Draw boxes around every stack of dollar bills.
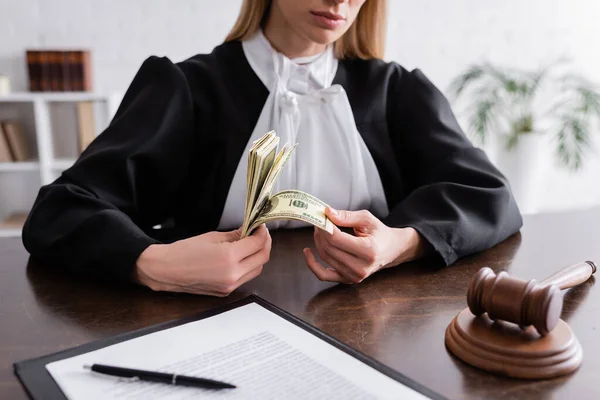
[241,130,334,237]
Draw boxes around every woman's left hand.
[303,207,430,284]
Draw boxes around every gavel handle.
[539,261,597,290]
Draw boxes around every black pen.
[83,364,236,390]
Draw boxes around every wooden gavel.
[467,261,597,336]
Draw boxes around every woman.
[22,0,522,296]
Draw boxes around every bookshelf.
[0,92,121,237]
[0,92,113,103]
[0,161,39,172]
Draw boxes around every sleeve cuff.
[67,210,161,282]
[383,213,458,266]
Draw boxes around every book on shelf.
[0,123,13,162]
[76,101,96,152]
[0,212,28,229]
[26,50,92,92]
[0,120,31,162]
[0,74,10,96]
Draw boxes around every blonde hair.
[225,0,387,60]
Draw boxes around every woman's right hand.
[133,225,271,296]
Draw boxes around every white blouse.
[217,30,388,231]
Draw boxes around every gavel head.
[467,267,564,336]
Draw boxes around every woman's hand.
[134,225,271,296]
[304,208,429,284]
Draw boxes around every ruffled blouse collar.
[242,29,338,95]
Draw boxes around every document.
[46,302,430,399]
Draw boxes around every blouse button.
[320,97,327,104]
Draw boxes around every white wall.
[385,0,600,214]
[1,0,599,213]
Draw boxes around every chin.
[304,29,343,47]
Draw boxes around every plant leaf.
[555,116,591,170]
[467,96,499,143]
[505,133,520,151]
[482,63,527,96]
[448,65,486,100]
[450,61,600,170]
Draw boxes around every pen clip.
[117,376,141,383]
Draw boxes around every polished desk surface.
[1,208,599,400]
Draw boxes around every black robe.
[21,40,523,282]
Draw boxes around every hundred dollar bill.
[241,131,279,236]
[244,143,297,233]
[248,190,334,234]
[240,130,334,238]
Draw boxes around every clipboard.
[14,294,446,400]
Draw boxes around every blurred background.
[0,0,599,236]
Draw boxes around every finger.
[205,228,242,243]
[217,255,267,297]
[239,243,271,272]
[149,282,224,297]
[314,233,357,282]
[178,260,265,297]
[234,263,264,288]
[315,226,374,262]
[220,227,242,242]
[198,231,228,243]
[230,228,271,278]
[326,208,375,231]
[321,242,369,283]
[303,248,350,283]
[174,286,223,297]
[229,224,270,260]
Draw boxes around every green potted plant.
[448,61,600,213]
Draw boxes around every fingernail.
[328,207,338,216]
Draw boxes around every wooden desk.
[1,208,599,399]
